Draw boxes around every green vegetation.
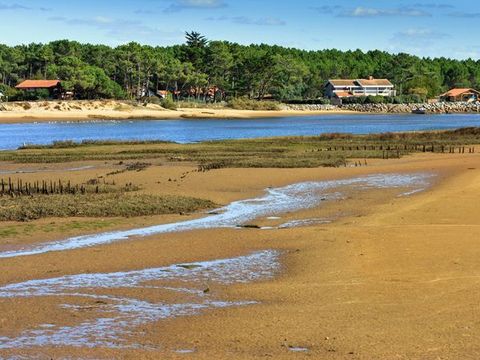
[1,32,479,101]
[0,175,214,222]
[341,94,425,105]
[2,128,479,168]
[160,98,177,110]
[227,98,281,110]
[0,193,215,222]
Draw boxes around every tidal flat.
[1,131,480,358]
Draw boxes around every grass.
[1,128,480,169]
[0,193,215,222]
[176,100,227,109]
[227,98,281,111]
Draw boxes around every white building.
[325,77,396,103]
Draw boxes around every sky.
[0,0,479,60]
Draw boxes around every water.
[0,250,280,349]
[0,173,433,259]
[1,114,480,150]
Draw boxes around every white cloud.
[165,0,226,13]
[0,2,50,11]
[207,16,286,26]
[389,28,449,57]
[448,11,480,18]
[341,6,430,17]
[393,28,447,41]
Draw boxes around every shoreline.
[0,106,360,124]
[1,107,478,125]
[1,100,479,124]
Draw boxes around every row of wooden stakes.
[0,178,88,196]
[319,144,476,153]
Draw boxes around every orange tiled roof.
[335,91,353,98]
[357,79,393,87]
[329,78,393,87]
[16,80,61,89]
[441,88,480,97]
[329,80,357,87]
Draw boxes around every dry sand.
[0,152,480,359]
[0,100,357,124]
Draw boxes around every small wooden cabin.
[15,80,62,99]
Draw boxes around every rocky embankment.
[286,102,480,114]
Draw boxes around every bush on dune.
[161,98,177,110]
[227,98,281,111]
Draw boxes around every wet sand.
[1,152,480,358]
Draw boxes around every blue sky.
[0,0,479,59]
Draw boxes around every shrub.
[176,100,227,109]
[0,84,21,101]
[342,95,425,105]
[391,94,424,104]
[144,96,161,105]
[20,89,51,101]
[365,95,387,104]
[342,96,366,105]
[161,98,177,110]
[284,98,331,105]
[227,97,281,111]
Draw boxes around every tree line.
[0,32,479,102]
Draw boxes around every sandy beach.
[0,149,480,358]
[0,100,358,124]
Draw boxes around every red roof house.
[16,80,62,90]
[440,88,480,102]
[325,77,396,101]
[15,80,63,99]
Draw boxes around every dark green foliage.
[342,94,427,104]
[0,36,479,102]
[285,99,331,105]
[0,83,20,100]
[145,96,161,105]
[161,98,177,110]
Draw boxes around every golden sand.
[0,152,479,358]
[0,100,357,123]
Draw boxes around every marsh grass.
[0,178,139,197]
[0,193,215,222]
[3,128,480,168]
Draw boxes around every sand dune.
[0,100,355,123]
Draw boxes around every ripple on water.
[0,250,280,349]
[0,173,434,259]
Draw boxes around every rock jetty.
[286,102,480,114]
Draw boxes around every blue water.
[1,113,480,150]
